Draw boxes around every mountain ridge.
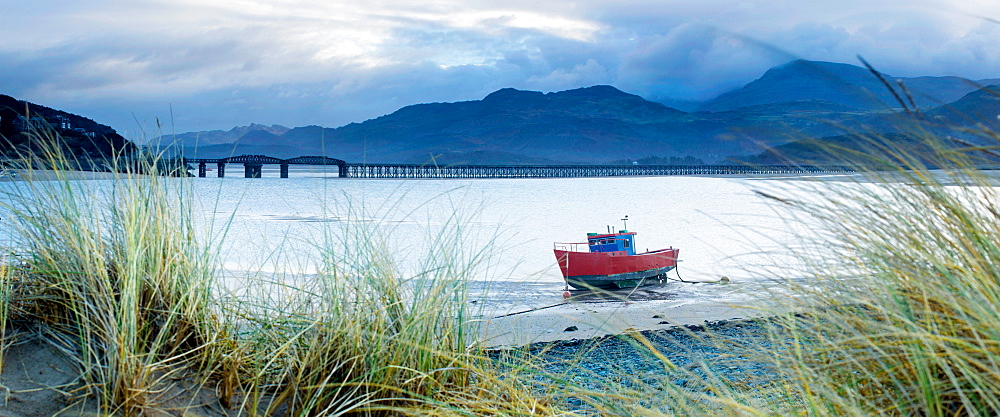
[696,59,1000,112]
[137,60,1000,164]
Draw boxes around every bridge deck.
[176,156,854,178]
[341,164,854,178]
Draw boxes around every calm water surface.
[0,167,834,308]
[188,167,810,280]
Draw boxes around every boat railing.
[553,242,588,252]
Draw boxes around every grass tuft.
[749,108,1000,416]
[0,130,223,415]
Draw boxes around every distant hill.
[162,60,1000,165]
[402,150,564,165]
[739,133,917,165]
[174,86,762,163]
[743,84,1000,166]
[18,58,1000,168]
[156,123,289,149]
[738,130,1000,168]
[698,60,1000,113]
[0,94,134,161]
[926,84,1000,128]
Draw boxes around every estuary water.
[0,166,838,312]
[183,167,815,279]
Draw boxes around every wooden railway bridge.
[342,163,854,178]
[180,155,854,179]
[182,155,347,178]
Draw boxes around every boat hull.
[554,248,679,290]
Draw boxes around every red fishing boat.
[553,217,679,290]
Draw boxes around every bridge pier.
[244,163,263,178]
[280,163,289,178]
[198,162,207,177]
[217,162,225,177]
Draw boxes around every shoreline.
[0,168,129,182]
[479,291,781,348]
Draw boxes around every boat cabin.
[586,231,637,255]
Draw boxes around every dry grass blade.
[0,129,225,415]
[749,109,1000,416]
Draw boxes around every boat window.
[608,238,616,244]
[623,240,630,248]
[589,240,597,245]
[599,239,607,245]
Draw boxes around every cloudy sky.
[3,0,1000,136]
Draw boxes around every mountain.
[316,85,721,163]
[699,60,1000,113]
[740,132,931,165]
[0,94,134,161]
[179,86,762,163]
[17,59,998,168]
[156,123,289,148]
[926,84,1000,128]
[402,150,563,165]
[166,60,1000,165]
[743,83,1000,165]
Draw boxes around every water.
[0,166,830,312]
[186,167,805,278]
[186,167,834,317]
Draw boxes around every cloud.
[3,0,1000,133]
[612,23,785,100]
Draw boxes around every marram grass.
[225,194,580,415]
[0,255,10,375]
[748,120,1000,416]
[7,109,1000,416]
[0,134,224,415]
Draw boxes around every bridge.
[182,155,347,178]
[180,155,854,179]
[342,163,854,178]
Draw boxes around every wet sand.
[480,298,774,347]
[474,279,789,347]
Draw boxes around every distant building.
[73,127,97,138]
[14,116,48,131]
[13,114,97,137]
[51,115,71,130]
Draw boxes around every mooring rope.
[490,264,727,319]
[491,302,569,318]
[667,263,693,283]
[489,298,648,319]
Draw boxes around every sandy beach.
[0,283,784,416]
[474,277,789,347]
[481,297,774,347]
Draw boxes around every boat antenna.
[621,215,628,231]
